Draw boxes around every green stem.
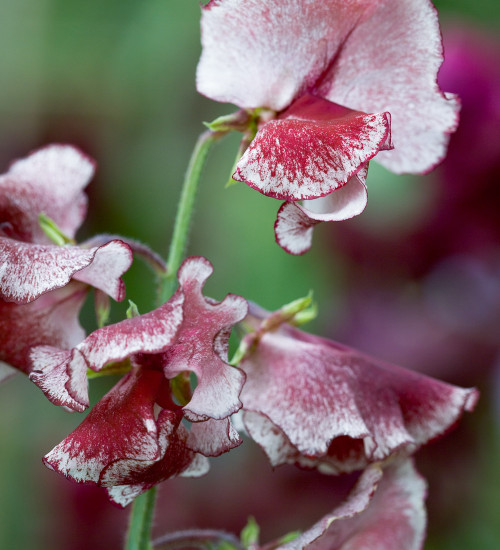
[125,487,157,550]
[159,130,219,303]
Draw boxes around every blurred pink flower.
[266,459,426,550]
[197,0,458,253]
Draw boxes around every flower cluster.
[38,256,247,506]
[0,0,482,548]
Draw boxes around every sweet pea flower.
[0,145,132,304]
[38,257,248,506]
[152,458,426,550]
[197,0,458,254]
[238,305,478,473]
[0,145,133,400]
[269,459,426,550]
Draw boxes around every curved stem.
[125,487,157,550]
[159,130,219,303]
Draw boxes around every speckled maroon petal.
[101,409,209,507]
[43,369,165,484]
[241,323,478,472]
[280,459,426,550]
[163,257,248,422]
[234,96,390,201]
[0,144,93,243]
[29,347,89,412]
[76,291,184,372]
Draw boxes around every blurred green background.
[0,1,499,549]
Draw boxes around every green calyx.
[39,213,75,246]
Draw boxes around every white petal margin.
[280,459,426,550]
[275,167,368,255]
[321,0,459,174]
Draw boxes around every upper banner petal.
[0,144,93,242]
[197,0,374,111]
[73,240,133,302]
[0,238,132,304]
[74,291,184,372]
[321,0,459,173]
[234,95,390,201]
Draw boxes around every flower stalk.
[125,487,157,550]
[160,129,221,303]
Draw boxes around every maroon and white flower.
[197,0,458,253]
[238,306,478,473]
[0,145,132,305]
[40,257,248,506]
[0,146,133,398]
[270,459,426,550]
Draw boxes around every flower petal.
[0,144,93,242]
[43,369,166,484]
[29,347,89,412]
[73,240,133,301]
[274,166,368,255]
[197,0,373,111]
[186,418,242,457]
[163,257,248,422]
[280,459,426,550]
[234,95,390,201]
[29,290,184,411]
[0,283,86,374]
[321,0,459,173]
[241,323,478,472]
[0,361,18,384]
[101,408,208,507]
[84,292,184,370]
[0,238,132,304]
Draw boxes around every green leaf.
[241,516,260,548]
[278,531,301,544]
[38,212,74,246]
[126,300,140,318]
